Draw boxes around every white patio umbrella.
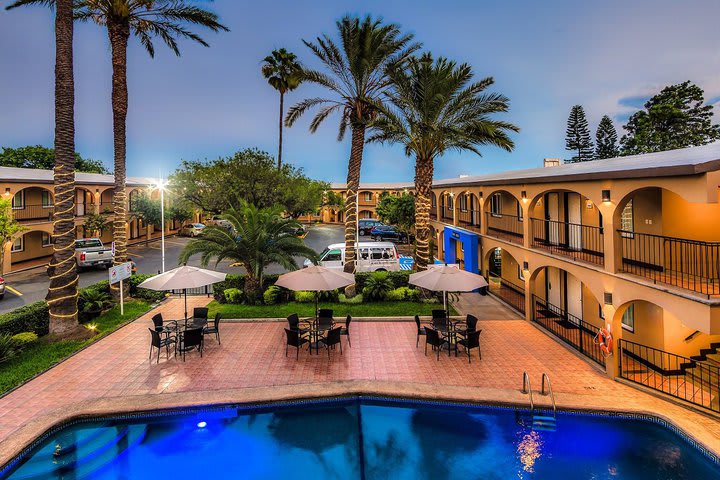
[275,265,355,319]
[138,265,227,321]
[409,264,489,312]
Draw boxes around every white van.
[305,242,400,272]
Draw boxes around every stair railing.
[541,373,557,418]
[521,371,534,412]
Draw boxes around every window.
[41,191,52,207]
[431,194,437,208]
[622,304,635,332]
[446,195,454,209]
[42,232,53,247]
[363,192,372,202]
[322,249,342,262]
[621,199,633,237]
[459,195,468,212]
[12,191,24,209]
[11,236,23,252]
[490,193,502,216]
[518,265,525,281]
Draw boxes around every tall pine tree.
[565,105,594,162]
[595,115,619,159]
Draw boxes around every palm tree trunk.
[46,0,79,334]
[414,155,434,270]
[108,20,130,300]
[278,91,284,170]
[343,125,365,274]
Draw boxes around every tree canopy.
[620,81,720,155]
[595,115,620,159]
[375,192,415,233]
[170,148,328,216]
[0,145,108,173]
[565,105,593,162]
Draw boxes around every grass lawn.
[0,300,151,396]
[208,300,454,319]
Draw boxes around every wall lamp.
[602,189,611,203]
[479,191,483,199]
[521,190,528,202]
[4,188,10,197]
[95,188,100,195]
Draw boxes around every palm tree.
[7,0,80,334]
[8,0,229,299]
[261,48,302,170]
[179,202,318,303]
[285,15,418,274]
[368,53,519,270]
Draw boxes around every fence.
[488,274,525,314]
[485,212,523,244]
[530,218,604,266]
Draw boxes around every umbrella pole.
[444,291,447,315]
[315,292,319,322]
[184,289,188,325]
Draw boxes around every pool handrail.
[521,371,534,412]
[541,372,557,417]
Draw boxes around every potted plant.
[79,289,111,321]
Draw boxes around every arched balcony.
[430,192,437,221]
[486,246,525,314]
[10,187,54,223]
[484,190,523,244]
[456,191,481,231]
[439,192,454,222]
[529,189,604,266]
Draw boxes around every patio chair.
[284,328,309,360]
[456,329,482,363]
[424,327,448,361]
[317,314,334,330]
[318,327,343,358]
[203,312,221,344]
[318,308,334,320]
[340,315,352,347]
[414,315,429,348]
[432,309,448,320]
[287,313,311,335]
[178,327,204,361]
[456,314,478,335]
[192,307,209,328]
[151,313,177,333]
[148,328,176,364]
[432,316,449,330]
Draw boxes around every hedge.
[0,274,164,337]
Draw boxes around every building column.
[523,272,533,322]
[601,203,619,274]
[604,302,621,379]
[2,241,12,275]
[521,198,531,249]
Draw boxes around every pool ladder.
[521,372,557,431]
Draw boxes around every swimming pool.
[1,398,717,479]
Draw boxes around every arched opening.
[528,189,604,266]
[74,187,95,217]
[615,299,720,412]
[99,188,114,213]
[439,191,454,222]
[484,190,523,244]
[128,188,142,213]
[456,191,481,230]
[358,210,373,220]
[10,186,54,222]
[614,187,720,295]
[358,190,374,207]
[10,229,54,269]
[430,191,437,221]
[530,265,605,366]
[485,246,525,314]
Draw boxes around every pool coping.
[1,380,719,473]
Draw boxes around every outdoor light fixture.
[4,188,10,197]
[197,421,207,428]
[479,191,483,199]
[602,190,611,203]
[604,292,613,305]
[521,191,527,202]
[523,261,529,271]
[586,200,593,209]
[95,188,100,195]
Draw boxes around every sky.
[1,0,719,184]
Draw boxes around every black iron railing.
[485,212,523,244]
[531,218,604,266]
[619,339,720,414]
[458,209,481,229]
[618,230,720,296]
[12,204,54,222]
[532,295,604,367]
[488,274,525,314]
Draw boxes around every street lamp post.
[155,178,168,273]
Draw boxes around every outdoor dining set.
[416,310,482,362]
[284,310,350,359]
[148,307,222,362]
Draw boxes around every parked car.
[358,219,383,236]
[370,225,413,243]
[180,223,206,237]
[0,277,5,300]
[75,238,114,269]
[295,224,307,237]
[304,242,400,272]
[207,215,232,229]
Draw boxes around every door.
[546,193,559,245]
[567,193,582,251]
[546,266,561,309]
[565,273,583,322]
[75,190,85,216]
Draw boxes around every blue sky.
[1,0,719,183]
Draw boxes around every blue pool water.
[1,398,718,479]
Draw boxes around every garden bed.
[207,300,452,319]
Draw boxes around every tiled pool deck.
[1,296,719,467]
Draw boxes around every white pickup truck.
[75,238,114,269]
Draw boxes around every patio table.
[303,317,334,354]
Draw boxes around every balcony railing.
[12,204,54,222]
[531,218,604,266]
[488,273,525,314]
[618,230,720,296]
[457,209,481,230]
[485,212,523,244]
[532,295,604,366]
[619,339,720,414]
[99,202,115,214]
[441,205,453,221]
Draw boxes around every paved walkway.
[453,292,523,319]
[1,297,719,467]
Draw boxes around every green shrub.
[339,293,364,304]
[224,288,244,304]
[0,301,49,337]
[213,274,280,300]
[318,289,339,302]
[128,274,167,302]
[385,286,421,302]
[79,289,112,314]
[11,332,38,348]
[355,271,410,291]
[294,291,316,303]
[0,334,16,364]
[421,297,439,304]
[362,271,394,301]
[263,285,284,305]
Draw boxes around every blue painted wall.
[442,226,479,274]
